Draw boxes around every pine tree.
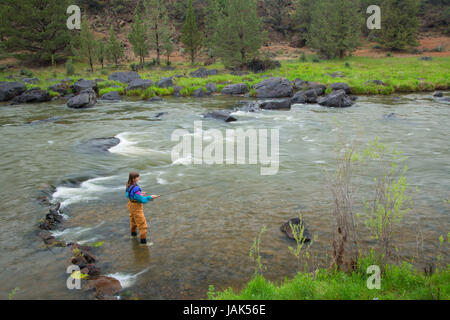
[292,0,314,35]
[128,2,150,65]
[181,0,203,64]
[107,26,124,68]
[162,27,175,65]
[1,0,71,63]
[308,0,362,59]
[96,40,106,69]
[214,0,266,69]
[376,0,420,50]
[78,19,97,72]
[145,0,171,65]
[204,0,222,58]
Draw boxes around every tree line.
[0,0,436,70]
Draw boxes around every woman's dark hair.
[127,172,140,189]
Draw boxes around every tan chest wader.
[127,186,149,241]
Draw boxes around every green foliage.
[8,287,19,300]
[107,26,125,68]
[375,0,420,50]
[99,87,125,96]
[96,40,107,69]
[360,138,411,258]
[145,0,171,65]
[128,3,150,65]
[1,0,71,64]
[181,0,203,64]
[213,0,266,69]
[307,0,362,59]
[287,215,316,272]
[209,255,450,300]
[77,19,97,72]
[249,225,267,276]
[65,59,75,76]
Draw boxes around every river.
[0,94,448,299]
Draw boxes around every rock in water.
[0,81,27,101]
[67,89,97,109]
[204,111,237,122]
[280,218,312,242]
[253,77,293,98]
[318,90,354,108]
[9,88,51,105]
[81,137,120,153]
[87,276,122,296]
[259,99,292,110]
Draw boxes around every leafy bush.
[65,59,75,76]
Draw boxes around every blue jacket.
[126,185,153,204]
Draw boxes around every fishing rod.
[159,182,221,197]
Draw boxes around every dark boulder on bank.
[433,91,443,98]
[157,77,173,88]
[0,81,27,101]
[204,110,237,122]
[253,77,293,98]
[81,137,120,153]
[205,83,218,93]
[318,89,355,108]
[330,82,352,94]
[290,91,307,104]
[193,88,211,98]
[71,79,98,94]
[221,83,248,95]
[49,83,68,96]
[108,71,141,84]
[280,218,312,242]
[190,68,218,78]
[259,99,292,110]
[67,89,97,109]
[22,77,39,84]
[127,79,153,91]
[9,87,51,105]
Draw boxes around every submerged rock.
[0,81,27,102]
[280,218,312,242]
[204,110,237,122]
[253,77,293,98]
[87,276,122,296]
[81,137,120,152]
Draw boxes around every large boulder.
[330,82,351,94]
[205,83,218,93]
[204,111,237,122]
[49,83,68,96]
[0,81,27,101]
[290,91,307,104]
[22,77,39,84]
[9,87,51,105]
[318,89,354,108]
[67,89,97,109]
[127,79,153,91]
[71,79,98,94]
[190,68,218,78]
[292,78,308,91]
[157,77,173,88]
[193,88,211,98]
[253,77,293,98]
[108,71,141,84]
[101,91,122,101]
[259,99,292,110]
[221,83,248,95]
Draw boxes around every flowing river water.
[0,94,448,299]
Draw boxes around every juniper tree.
[145,0,171,65]
[162,30,175,65]
[214,0,266,69]
[204,0,222,58]
[78,19,97,72]
[375,0,420,50]
[107,26,124,68]
[1,0,71,63]
[128,2,150,65]
[308,0,362,59]
[96,40,107,69]
[181,0,203,64]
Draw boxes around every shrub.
[65,59,75,76]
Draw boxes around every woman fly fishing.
[126,172,160,246]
